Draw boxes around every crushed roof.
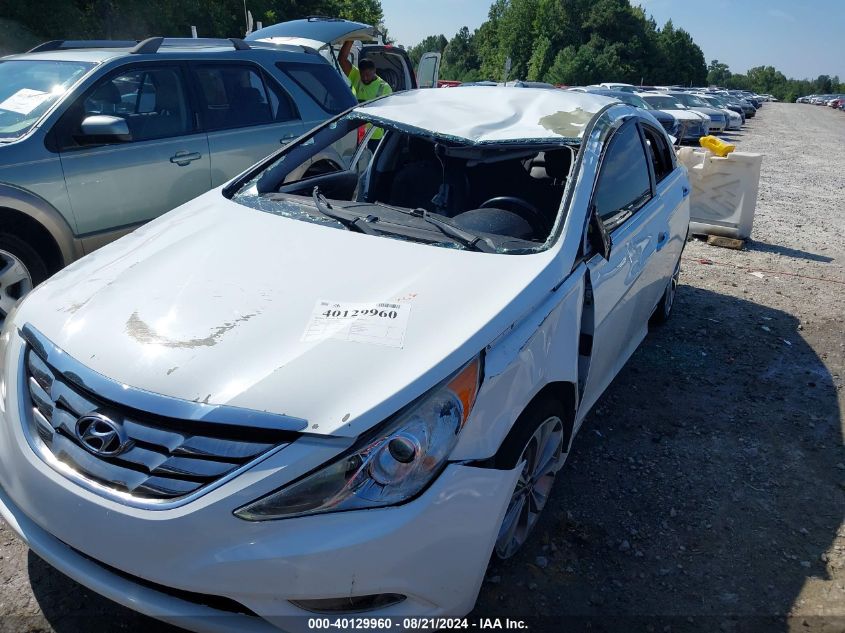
[354,87,614,143]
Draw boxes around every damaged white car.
[0,88,689,631]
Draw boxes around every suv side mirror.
[78,115,132,144]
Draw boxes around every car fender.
[0,182,81,266]
[451,267,585,462]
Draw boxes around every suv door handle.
[280,135,296,144]
[170,151,202,166]
[682,185,690,198]
[656,231,668,251]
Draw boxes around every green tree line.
[408,0,708,86]
[1,0,383,41]
[707,60,843,102]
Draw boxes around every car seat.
[130,72,188,139]
[228,86,270,127]
[84,81,121,116]
[388,138,469,215]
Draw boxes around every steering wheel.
[479,196,548,235]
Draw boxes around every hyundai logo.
[75,413,131,457]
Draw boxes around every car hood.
[15,191,561,438]
[658,109,703,121]
[246,18,377,50]
[690,107,725,118]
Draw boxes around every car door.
[55,63,210,237]
[190,62,308,187]
[638,122,688,309]
[416,52,441,89]
[577,119,664,417]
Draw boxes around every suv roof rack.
[27,37,251,55]
[28,40,138,52]
[131,37,251,53]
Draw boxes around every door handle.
[656,231,668,251]
[682,185,690,198]
[280,135,296,144]
[170,151,202,166]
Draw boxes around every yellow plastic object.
[699,135,736,157]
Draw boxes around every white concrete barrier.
[677,147,763,240]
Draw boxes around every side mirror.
[77,115,131,144]
[588,208,612,260]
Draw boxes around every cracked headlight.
[235,356,481,521]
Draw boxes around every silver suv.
[0,36,357,322]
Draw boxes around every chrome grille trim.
[17,324,304,509]
[20,324,308,432]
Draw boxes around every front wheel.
[0,233,48,324]
[494,399,566,560]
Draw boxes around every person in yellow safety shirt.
[339,39,392,152]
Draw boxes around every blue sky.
[380,0,845,80]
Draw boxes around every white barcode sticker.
[302,300,412,348]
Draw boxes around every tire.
[0,232,49,322]
[650,255,681,326]
[493,396,568,560]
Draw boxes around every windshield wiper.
[344,199,498,253]
[311,187,378,235]
[419,211,498,253]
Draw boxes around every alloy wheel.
[663,260,681,318]
[495,415,565,559]
[0,249,33,322]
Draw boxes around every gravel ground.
[1,103,843,633]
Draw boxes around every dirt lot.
[1,103,843,633]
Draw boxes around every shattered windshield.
[231,113,579,255]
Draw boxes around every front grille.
[23,344,296,502]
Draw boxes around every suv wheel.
[494,398,567,560]
[0,233,48,322]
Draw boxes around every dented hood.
[16,191,560,437]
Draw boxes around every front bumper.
[0,331,520,632]
[708,119,726,132]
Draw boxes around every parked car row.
[565,84,760,143]
[0,25,693,632]
[797,93,845,110]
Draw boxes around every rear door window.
[193,64,298,130]
[593,122,652,230]
[641,124,674,184]
[277,61,356,114]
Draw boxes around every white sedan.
[0,88,690,630]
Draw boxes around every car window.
[641,124,674,184]
[277,61,356,115]
[593,123,652,229]
[59,66,191,147]
[194,64,297,130]
[280,124,374,185]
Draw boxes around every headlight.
[235,356,482,521]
